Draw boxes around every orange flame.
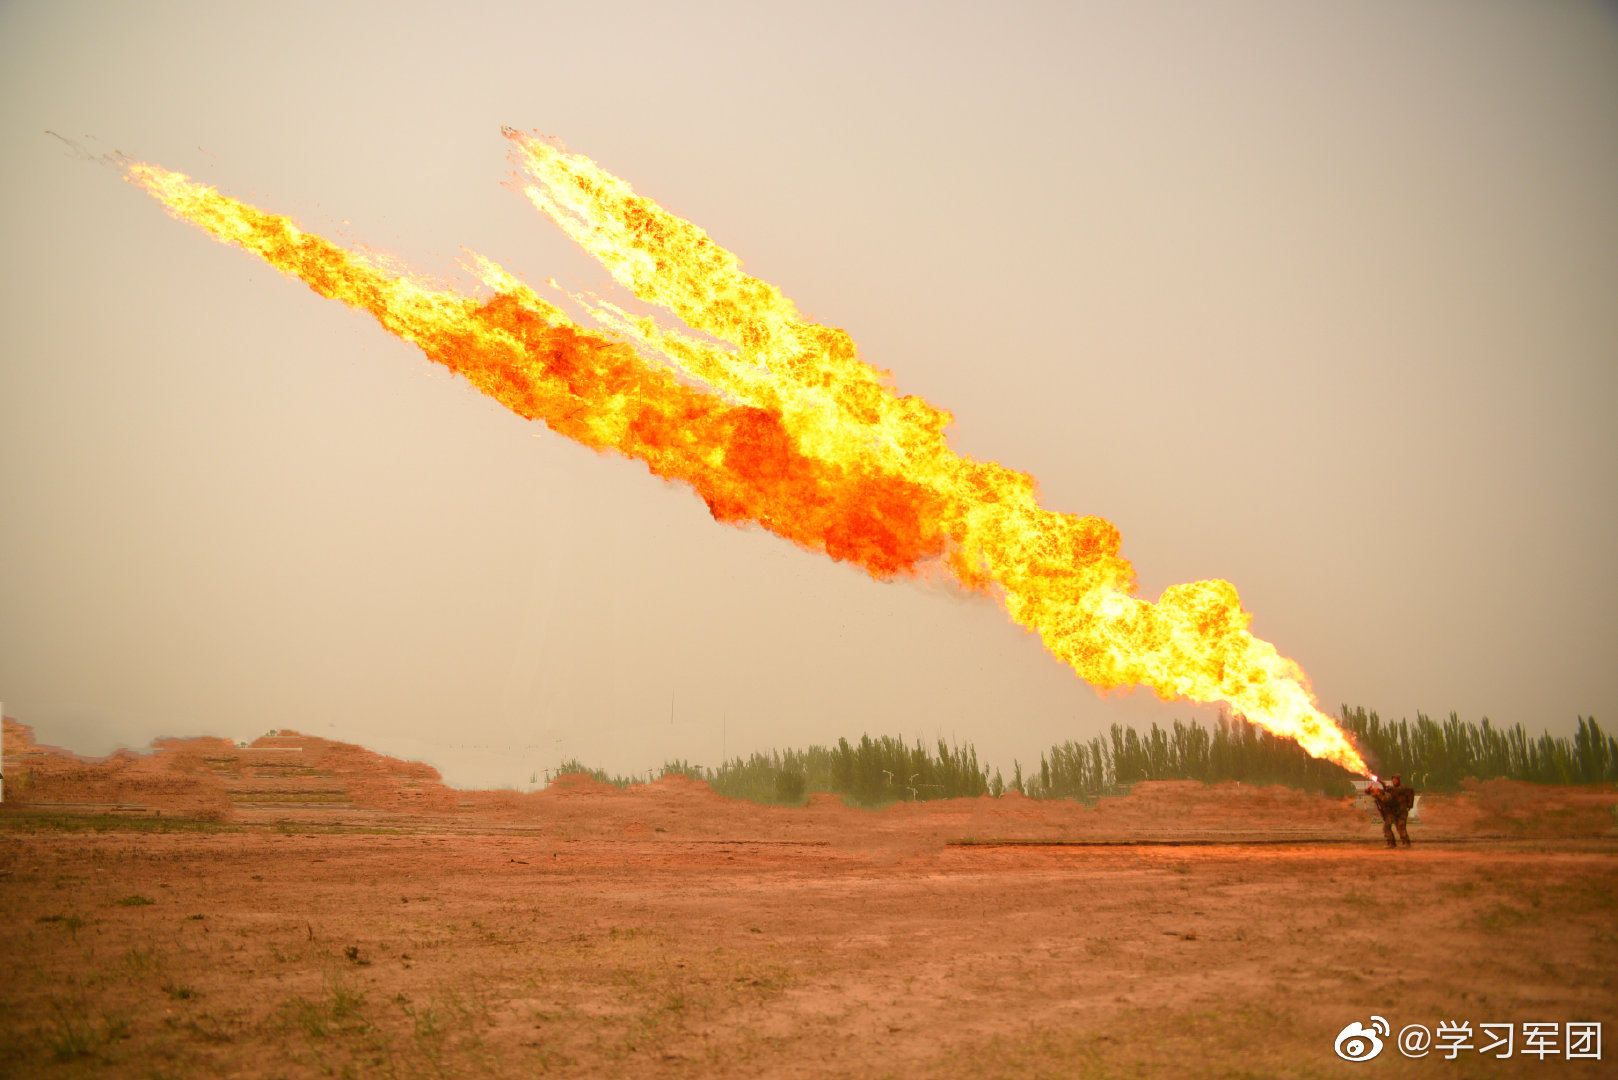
[122,163,945,575]
[123,138,1370,777]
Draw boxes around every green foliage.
[551,737,987,806]
[46,1000,98,1062]
[279,978,369,1040]
[1029,715,1359,800]
[546,758,636,788]
[40,996,129,1064]
[123,947,160,976]
[36,913,87,939]
[773,766,807,805]
[1027,709,1617,800]
[672,736,990,806]
[115,895,156,907]
[543,708,1613,805]
[0,813,240,834]
[1339,708,1618,791]
[827,735,991,805]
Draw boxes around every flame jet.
[124,138,1369,777]
[123,164,947,575]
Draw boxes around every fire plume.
[123,137,1369,777]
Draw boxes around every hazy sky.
[2,1,1615,787]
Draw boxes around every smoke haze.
[1,0,1614,785]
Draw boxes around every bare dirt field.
[3,726,1614,1079]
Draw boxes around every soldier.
[1384,774,1415,847]
[1367,778,1400,849]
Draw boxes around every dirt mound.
[443,773,633,823]
[2,719,232,819]
[256,731,460,814]
[1093,779,1363,829]
[5,718,1614,842]
[0,721,460,818]
[534,772,627,799]
[1420,778,1618,838]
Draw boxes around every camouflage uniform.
[1370,779,1413,848]
[1369,784,1400,848]
[1386,778,1414,847]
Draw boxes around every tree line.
[1340,707,1616,790]
[551,734,990,806]
[546,708,1616,805]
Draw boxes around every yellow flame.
[505,130,1368,776]
[125,137,1370,777]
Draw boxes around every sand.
[3,721,1613,1078]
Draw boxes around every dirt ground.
[2,727,1614,1078]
